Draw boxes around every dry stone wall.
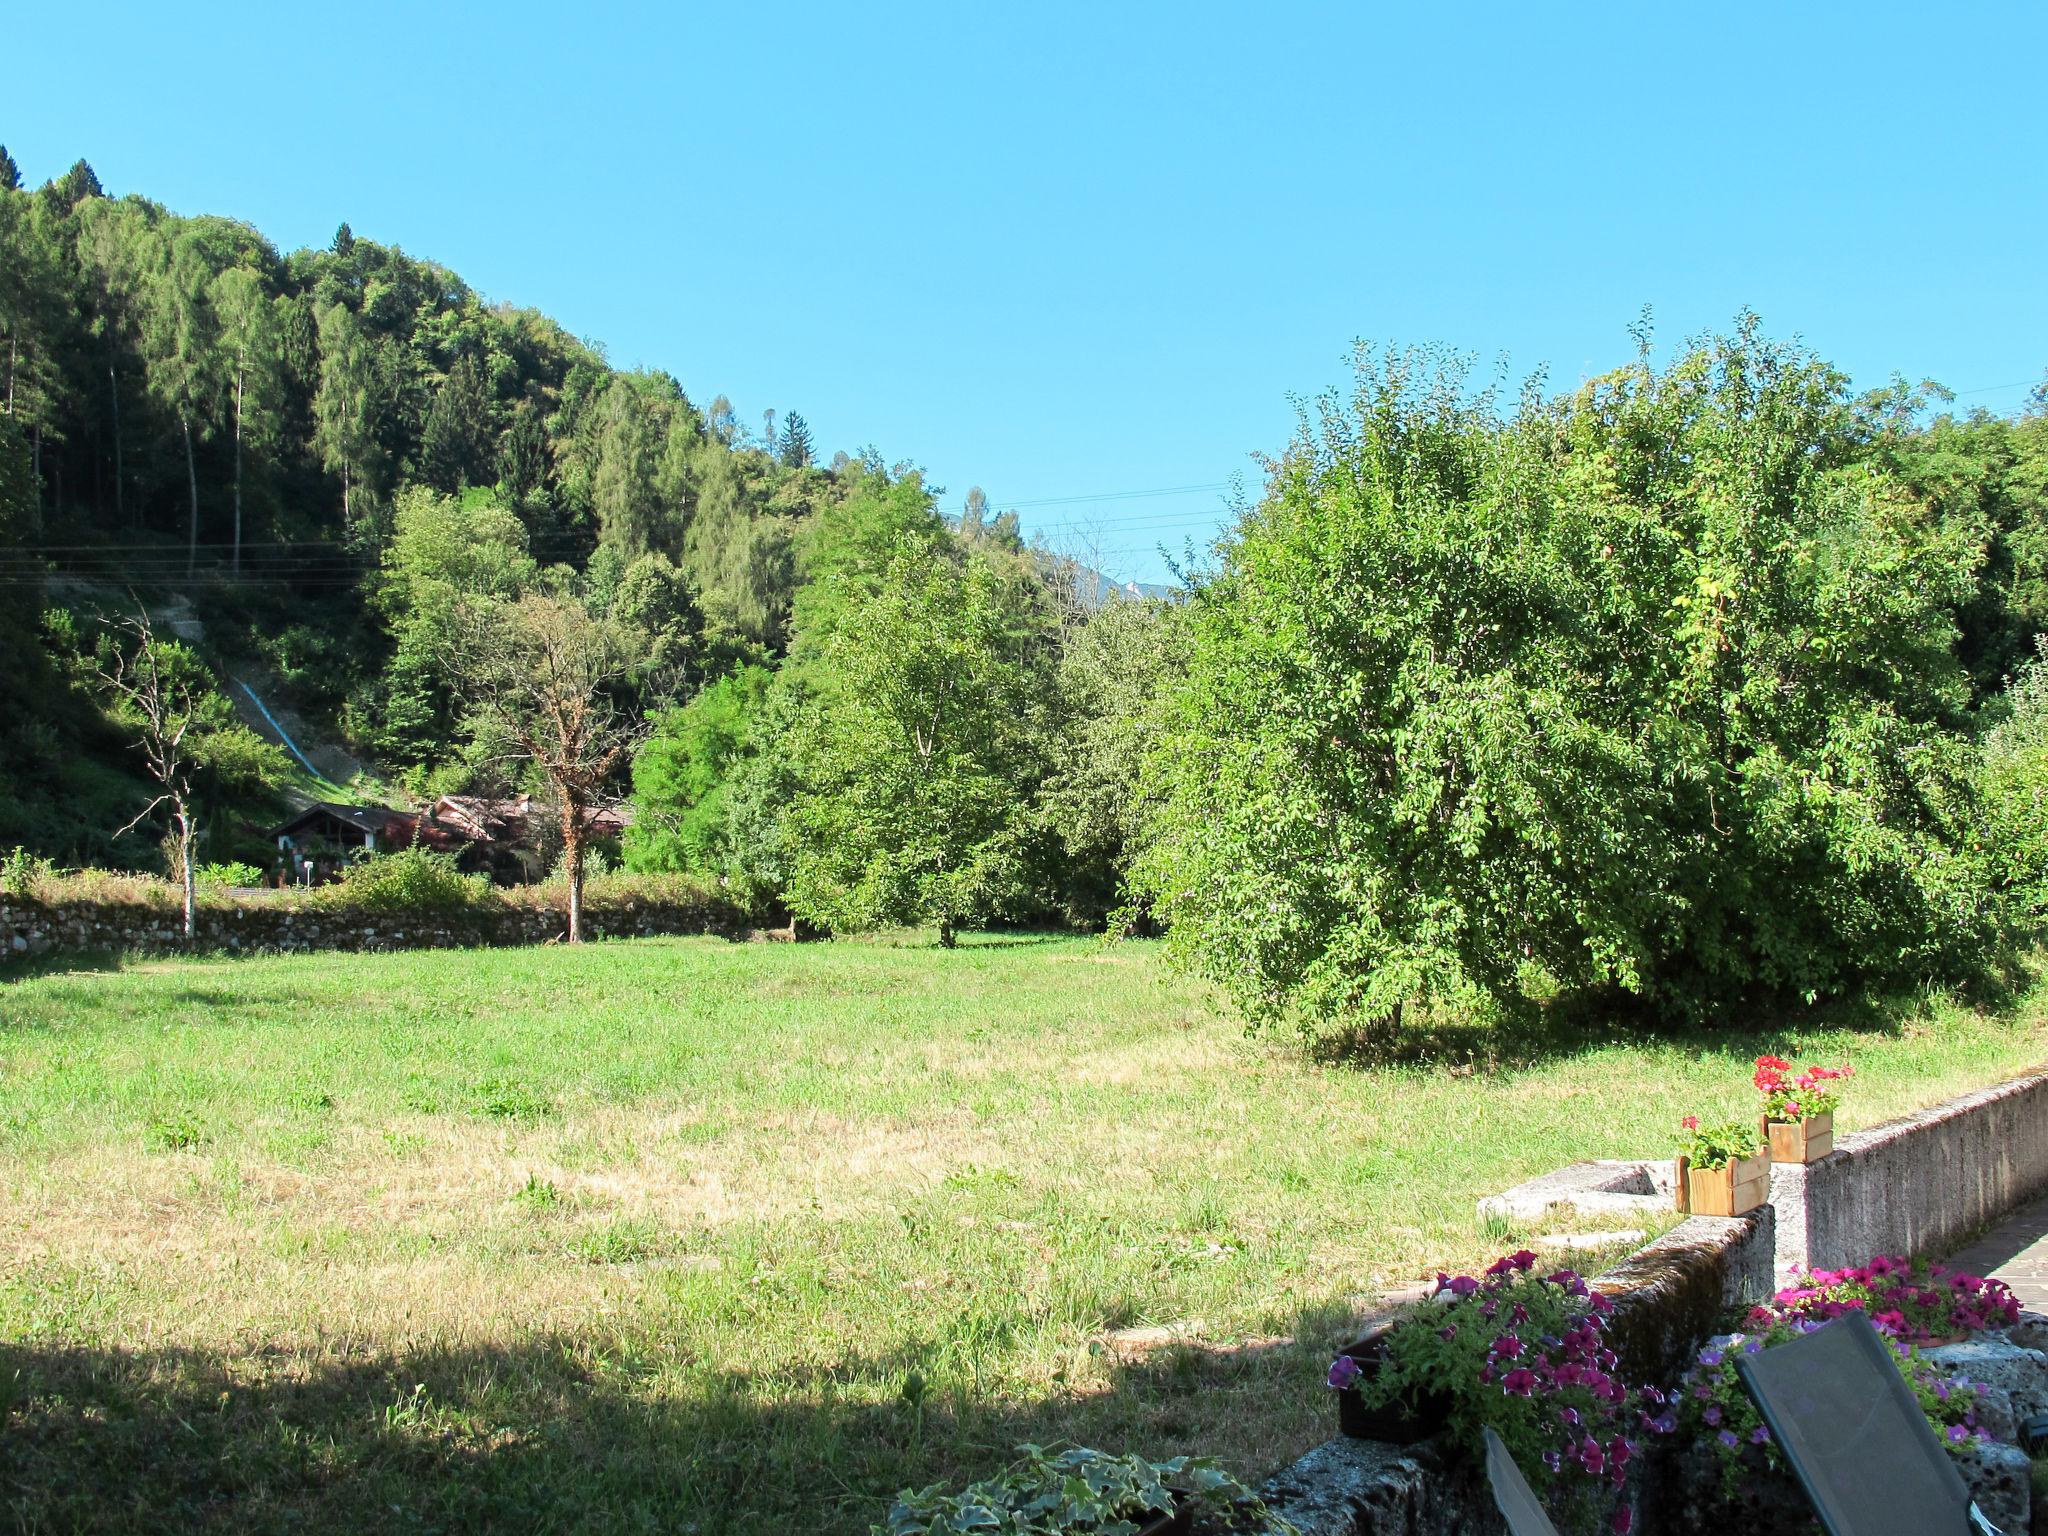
[1,893,751,961]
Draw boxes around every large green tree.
[1134,325,2001,1032]
[782,542,1051,945]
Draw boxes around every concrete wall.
[1772,1065,2048,1273]
[1,892,751,961]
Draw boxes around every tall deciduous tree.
[446,587,663,942]
[782,542,1050,946]
[92,613,209,938]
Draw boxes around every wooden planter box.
[1763,1110,1832,1164]
[1674,1151,1771,1216]
[1333,1332,1455,1444]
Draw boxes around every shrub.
[0,845,55,900]
[196,860,265,889]
[319,848,490,914]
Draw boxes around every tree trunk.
[232,366,244,576]
[182,415,200,578]
[342,459,351,527]
[6,332,15,414]
[177,808,196,941]
[561,797,585,943]
[938,918,957,949]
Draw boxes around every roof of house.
[266,802,475,853]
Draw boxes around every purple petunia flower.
[1948,1425,1969,1444]
[1751,1425,1770,1445]
[1698,1346,1724,1367]
[1718,1430,1739,1449]
[1327,1355,1362,1391]
[1703,1405,1721,1426]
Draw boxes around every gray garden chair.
[1736,1309,2005,1536]
[1483,1425,1561,1536]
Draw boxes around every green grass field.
[2,935,2044,1533]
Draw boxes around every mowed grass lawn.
[2,935,2045,1534]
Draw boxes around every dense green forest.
[4,149,2047,1027]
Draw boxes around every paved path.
[1947,1191,2048,1310]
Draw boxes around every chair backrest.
[1734,1309,1981,1536]
[1483,1425,1562,1536]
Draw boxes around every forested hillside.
[5,147,2048,1024]
[0,150,1088,899]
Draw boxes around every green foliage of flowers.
[1673,1321,1994,1498]
[1675,1117,1763,1171]
[878,1444,1281,1536]
[195,861,264,889]
[1332,1253,1643,1533]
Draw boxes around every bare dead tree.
[447,591,659,943]
[93,611,203,939]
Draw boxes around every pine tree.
[0,147,20,193]
[420,353,494,490]
[779,412,815,469]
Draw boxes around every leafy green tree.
[359,486,537,765]
[1983,642,2048,927]
[625,665,770,875]
[1134,327,2000,1033]
[0,146,19,193]
[1038,594,1182,922]
[782,543,1050,945]
[1879,398,2048,703]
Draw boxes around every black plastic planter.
[1333,1338,1454,1444]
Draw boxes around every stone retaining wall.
[1,893,751,961]
[1772,1064,2048,1274]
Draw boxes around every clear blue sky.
[13,2,2046,583]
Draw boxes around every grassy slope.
[0,936,2042,1533]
